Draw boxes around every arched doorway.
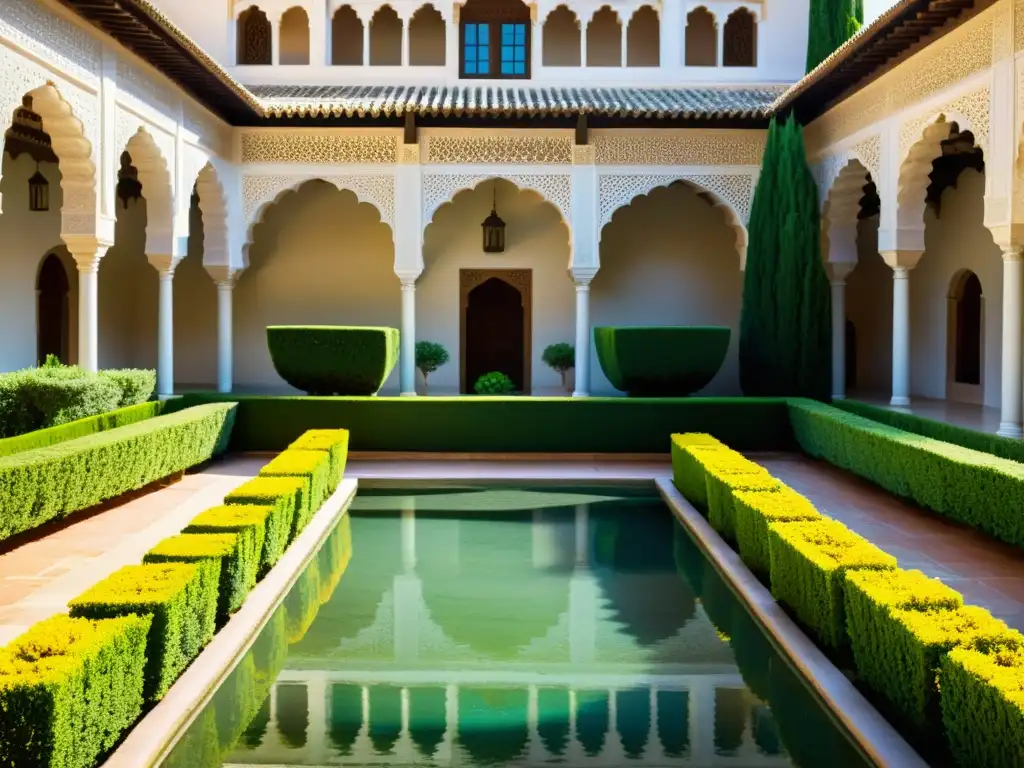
[460,270,531,393]
[37,252,69,364]
[845,319,857,391]
[947,270,983,401]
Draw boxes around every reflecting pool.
[161,486,870,767]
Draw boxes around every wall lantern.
[28,163,49,212]
[481,184,506,253]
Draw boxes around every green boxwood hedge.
[594,326,731,396]
[224,477,302,569]
[0,401,163,459]
[0,402,236,543]
[166,394,793,453]
[266,326,399,396]
[789,398,1024,548]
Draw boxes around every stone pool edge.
[102,477,360,768]
[655,477,928,768]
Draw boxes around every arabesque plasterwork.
[242,174,396,230]
[424,135,573,165]
[899,86,991,159]
[597,173,754,229]
[593,133,766,167]
[1,0,101,83]
[423,173,572,224]
[851,134,882,179]
[241,133,399,164]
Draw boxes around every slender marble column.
[400,279,417,395]
[66,238,110,373]
[156,268,175,397]
[572,280,591,397]
[216,279,234,393]
[891,266,911,407]
[999,246,1024,438]
[827,263,854,400]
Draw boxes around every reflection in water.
[160,487,870,768]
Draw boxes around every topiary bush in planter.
[474,372,516,395]
[594,326,730,397]
[266,326,399,396]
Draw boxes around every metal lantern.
[481,184,506,253]
[28,163,48,211]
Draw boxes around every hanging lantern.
[28,163,49,212]
[481,183,506,253]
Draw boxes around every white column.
[827,262,854,400]
[715,19,724,66]
[271,15,281,65]
[400,279,417,395]
[572,280,591,397]
[363,17,371,65]
[215,277,235,393]
[310,0,327,65]
[66,238,110,373]
[401,15,410,65]
[999,245,1024,438]
[157,267,175,397]
[620,19,628,66]
[891,266,911,407]
[580,19,588,66]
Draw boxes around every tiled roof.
[251,85,787,120]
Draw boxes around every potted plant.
[473,371,515,395]
[542,342,575,393]
[415,341,450,395]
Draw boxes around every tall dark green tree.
[806,0,861,73]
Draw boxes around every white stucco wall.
[235,180,400,393]
[592,182,744,396]
[420,179,574,396]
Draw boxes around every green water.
[161,486,870,767]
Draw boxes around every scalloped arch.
[422,173,571,231]
[194,162,230,266]
[123,127,175,242]
[823,157,872,230]
[897,116,963,230]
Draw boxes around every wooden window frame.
[459,1,532,80]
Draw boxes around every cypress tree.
[806,0,860,73]
[774,118,804,383]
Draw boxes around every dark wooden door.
[464,277,525,393]
[37,253,69,365]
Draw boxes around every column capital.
[880,249,923,271]
[397,270,421,288]
[1002,244,1024,262]
[571,267,597,285]
[63,234,113,272]
[205,264,242,287]
[147,253,179,276]
[825,260,855,285]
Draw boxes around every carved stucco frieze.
[401,143,421,164]
[594,133,766,167]
[0,0,101,82]
[597,173,754,229]
[241,133,399,164]
[425,135,573,165]
[422,173,572,225]
[242,174,396,231]
[851,134,882,180]
[899,86,991,159]
[573,145,596,165]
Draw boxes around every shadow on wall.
[592,182,743,396]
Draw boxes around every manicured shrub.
[733,487,821,581]
[0,614,150,768]
[767,518,896,649]
[0,401,163,459]
[670,433,727,510]
[541,343,575,393]
[415,341,449,395]
[69,562,219,701]
[789,398,1024,548]
[266,325,399,396]
[941,644,1024,767]
[704,465,780,544]
[185,505,268,587]
[474,371,515,395]
[287,428,349,492]
[224,477,302,572]
[98,369,156,407]
[144,532,258,626]
[594,326,731,396]
[0,365,120,438]
[259,449,330,532]
[0,403,236,543]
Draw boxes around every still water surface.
[162,486,869,767]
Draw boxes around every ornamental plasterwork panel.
[814,152,852,208]
[573,145,596,165]
[400,144,421,164]
[0,0,101,82]
[1016,0,1024,51]
[852,134,882,180]
[240,133,398,164]
[594,133,766,167]
[422,174,572,224]
[992,1,1013,60]
[597,173,755,229]
[898,86,991,159]
[425,135,573,165]
[242,174,396,230]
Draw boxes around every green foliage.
[144,532,258,626]
[98,369,156,408]
[473,371,516,395]
[266,325,399,395]
[258,449,330,533]
[287,429,349,492]
[833,398,1024,464]
[806,0,860,73]
[733,487,821,581]
[224,477,302,572]
[169,392,795,453]
[789,398,1024,548]
[767,518,896,649]
[705,467,780,544]
[41,354,62,369]
[0,401,163,459]
[0,614,150,768]
[670,433,726,511]
[541,343,575,392]
[941,645,1024,768]
[414,341,449,394]
[740,116,831,398]
[593,326,730,396]
[186,505,268,590]
[0,403,236,544]
[69,562,219,701]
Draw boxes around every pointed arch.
[586,6,622,67]
[723,8,756,66]
[409,4,445,65]
[331,5,364,65]
[369,5,403,65]
[123,127,174,250]
[543,5,581,66]
[279,6,310,65]
[627,6,659,67]
[236,6,272,64]
[685,7,717,66]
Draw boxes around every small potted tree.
[415,341,449,395]
[542,342,575,394]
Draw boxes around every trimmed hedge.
[166,393,794,453]
[789,398,1024,548]
[0,401,163,459]
[0,402,236,544]
[834,398,1024,465]
[144,532,257,626]
[258,450,328,534]
[705,464,780,544]
[224,477,302,571]
[733,487,821,581]
[670,434,727,510]
[941,645,1024,767]
[593,326,731,396]
[266,325,399,396]
[0,614,150,768]
[69,562,219,701]
[185,505,268,589]
[288,428,349,490]
[767,518,896,649]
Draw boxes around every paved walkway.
[849,391,1003,435]
[0,456,264,646]
[756,452,1024,632]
